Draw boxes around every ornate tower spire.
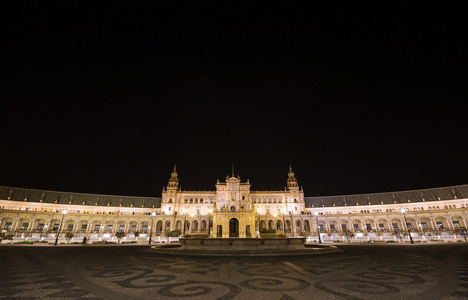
[287,165,298,189]
[167,165,179,189]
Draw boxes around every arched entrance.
[229,218,239,237]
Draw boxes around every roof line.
[306,183,468,199]
[0,186,160,200]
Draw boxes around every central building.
[161,167,305,238]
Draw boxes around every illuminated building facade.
[0,167,467,243]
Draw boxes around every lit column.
[256,208,261,237]
[42,224,48,240]
[183,209,188,237]
[281,208,286,234]
[148,212,156,244]
[54,210,67,246]
[190,213,195,233]
[208,209,212,237]
[419,223,426,239]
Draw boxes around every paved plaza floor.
[0,243,467,299]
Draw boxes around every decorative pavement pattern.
[1,244,467,299]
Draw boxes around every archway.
[156,220,163,232]
[268,220,274,230]
[229,218,239,237]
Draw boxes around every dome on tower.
[167,165,179,188]
[287,165,298,188]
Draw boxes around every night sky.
[2,3,466,197]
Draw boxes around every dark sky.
[1,2,466,197]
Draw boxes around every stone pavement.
[1,244,467,299]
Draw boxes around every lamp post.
[183,209,188,237]
[148,212,156,244]
[314,211,322,244]
[54,209,67,246]
[207,209,212,237]
[400,208,414,244]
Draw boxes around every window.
[365,224,372,230]
[379,223,385,230]
[38,223,44,230]
[420,222,427,229]
[436,222,444,229]
[341,224,347,231]
[142,225,148,232]
[406,223,412,230]
[318,225,324,231]
[184,198,188,203]
[353,224,359,230]
[120,225,125,231]
[21,223,29,230]
[453,221,460,228]
[81,224,87,231]
[392,223,398,230]
[330,224,335,231]
[107,225,113,231]
[52,224,59,231]
[4,222,12,230]
[67,224,74,231]
[94,225,100,231]
[131,225,137,231]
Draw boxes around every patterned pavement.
[0,244,467,299]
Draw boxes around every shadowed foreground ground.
[0,243,467,299]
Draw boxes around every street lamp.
[148,212,156,245]
[314,211,322,244]
[207,209,212,237]
[400,208,414,244]
[183,209,188,237]
[54,209,67,246]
